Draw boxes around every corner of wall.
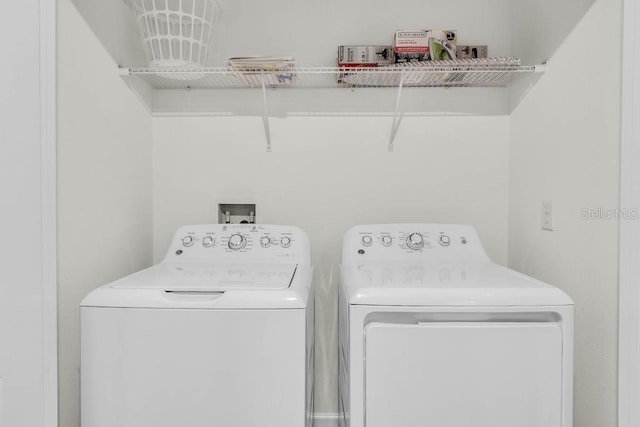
[57,1,153,426]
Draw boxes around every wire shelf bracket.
[260,73,272,152]
[388,75,406,152]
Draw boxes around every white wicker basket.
[131,0,218,69]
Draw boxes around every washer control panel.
[343,224,489,263]
[164,224,310,264]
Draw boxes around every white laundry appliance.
[339,224,573,427]
[81,224,314,427]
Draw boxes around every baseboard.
[313,412,340,427]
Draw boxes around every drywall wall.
[208,0,512,66]
[70,0,146,67]
[510,0,595,64]
[70,0,512,68]
[57,1,153,426]
[152,114,510,413]
[508,0,622,426]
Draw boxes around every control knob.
[228,234,247,250]
[182,236,195,247]
[361,235,373,246]
[260,236,271,248]
[202,236,215,248]
[280,236,292,248]
[406,233,425,250]
[381,235,393,247]
[439,234,451,247]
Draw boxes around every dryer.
[339,224,573,427]
[81,224,314,427]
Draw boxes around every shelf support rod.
[388,74,405,152]
[261,73,272,152]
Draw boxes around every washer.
[81,224,314,427]
[339,224,573,427]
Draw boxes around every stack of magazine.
[227,56,297,87]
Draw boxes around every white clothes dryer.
[339,224,573,427]
[81,224,314,427]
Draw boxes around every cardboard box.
[430,30,457,45]
[337,45,393,83]
[394,30,458,62]
[456,45,488,59]
[337,45,393,66]
[426,30,458,61]
[394,30,430,63]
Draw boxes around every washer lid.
[81,262,312,310]
[342,262,574,307]
[110,262,297,292]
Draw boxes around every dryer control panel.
[163,224,311,265]
[342,224,490,264]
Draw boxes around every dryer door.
[364,322,563,427]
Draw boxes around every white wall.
[57,1,153,426]
[508,0,622,426]
[152,114,510,412]
[510,0,594,64]
[208,0,512,67]
[70,0,146,67]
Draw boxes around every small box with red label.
[337,45,393,82]
[394,30,430,63]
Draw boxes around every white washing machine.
[339,224,573,427]
[81,224,314,427]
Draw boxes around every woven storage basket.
[131,0,218,69]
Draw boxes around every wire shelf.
[119,64,543,90]
[118,60,545,151]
